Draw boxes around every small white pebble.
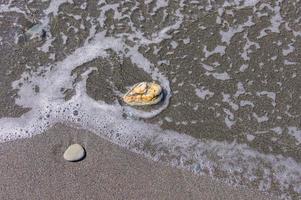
[63,144,85,162]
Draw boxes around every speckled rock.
[123,82,163,106]
[63,144,85,162]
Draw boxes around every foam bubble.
[1,1,301,199]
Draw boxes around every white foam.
[203,45,226,58]
[256,91,276,107]
[220,15,254,45]
[282,43,295,56]
[195,87,214,100]
[223,108,235,128]
[0,3,26,15]
[240,100,254,107]
[288,127,301,144]
[205,71,231,80]
[151,0,169,14]
[201,62,231,81]
[164,116,173,122]
[170,41,178,49]
[44,0,74,16]
[80,2,87,10]
[223,0,260,8]
[60,32,68,44]
[253,112,269,123]
[183,38,190,44]
[239,64,249,72]
[241,33,260,61]
[222,93,239,111]
[284,60,297,65]
[257,1,283,39]
[1,1,301,199]
[234,82,246,97]
[271,127,283,135]
[38,37,55,53]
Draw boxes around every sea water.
[0,0,300,199]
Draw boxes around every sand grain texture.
[0,124,276,200]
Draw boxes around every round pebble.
[63,144,85,162]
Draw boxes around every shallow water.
[0,0,300,199]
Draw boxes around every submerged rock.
[63,144,85,162]
[123,82,163,106]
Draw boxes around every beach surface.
[0,0,300,199]
[0,123,275,200]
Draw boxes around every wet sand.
[0,123,276,200]
[1,0,300,199]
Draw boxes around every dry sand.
[0,123,277,200]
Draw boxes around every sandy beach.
[0,123,276,200]
[0,0,300,199]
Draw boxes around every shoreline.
[0,123,277,200]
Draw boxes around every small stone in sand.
[63,144,85,162]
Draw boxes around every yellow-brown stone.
[123,82,163,106]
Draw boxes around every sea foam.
[0,1,300,199]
